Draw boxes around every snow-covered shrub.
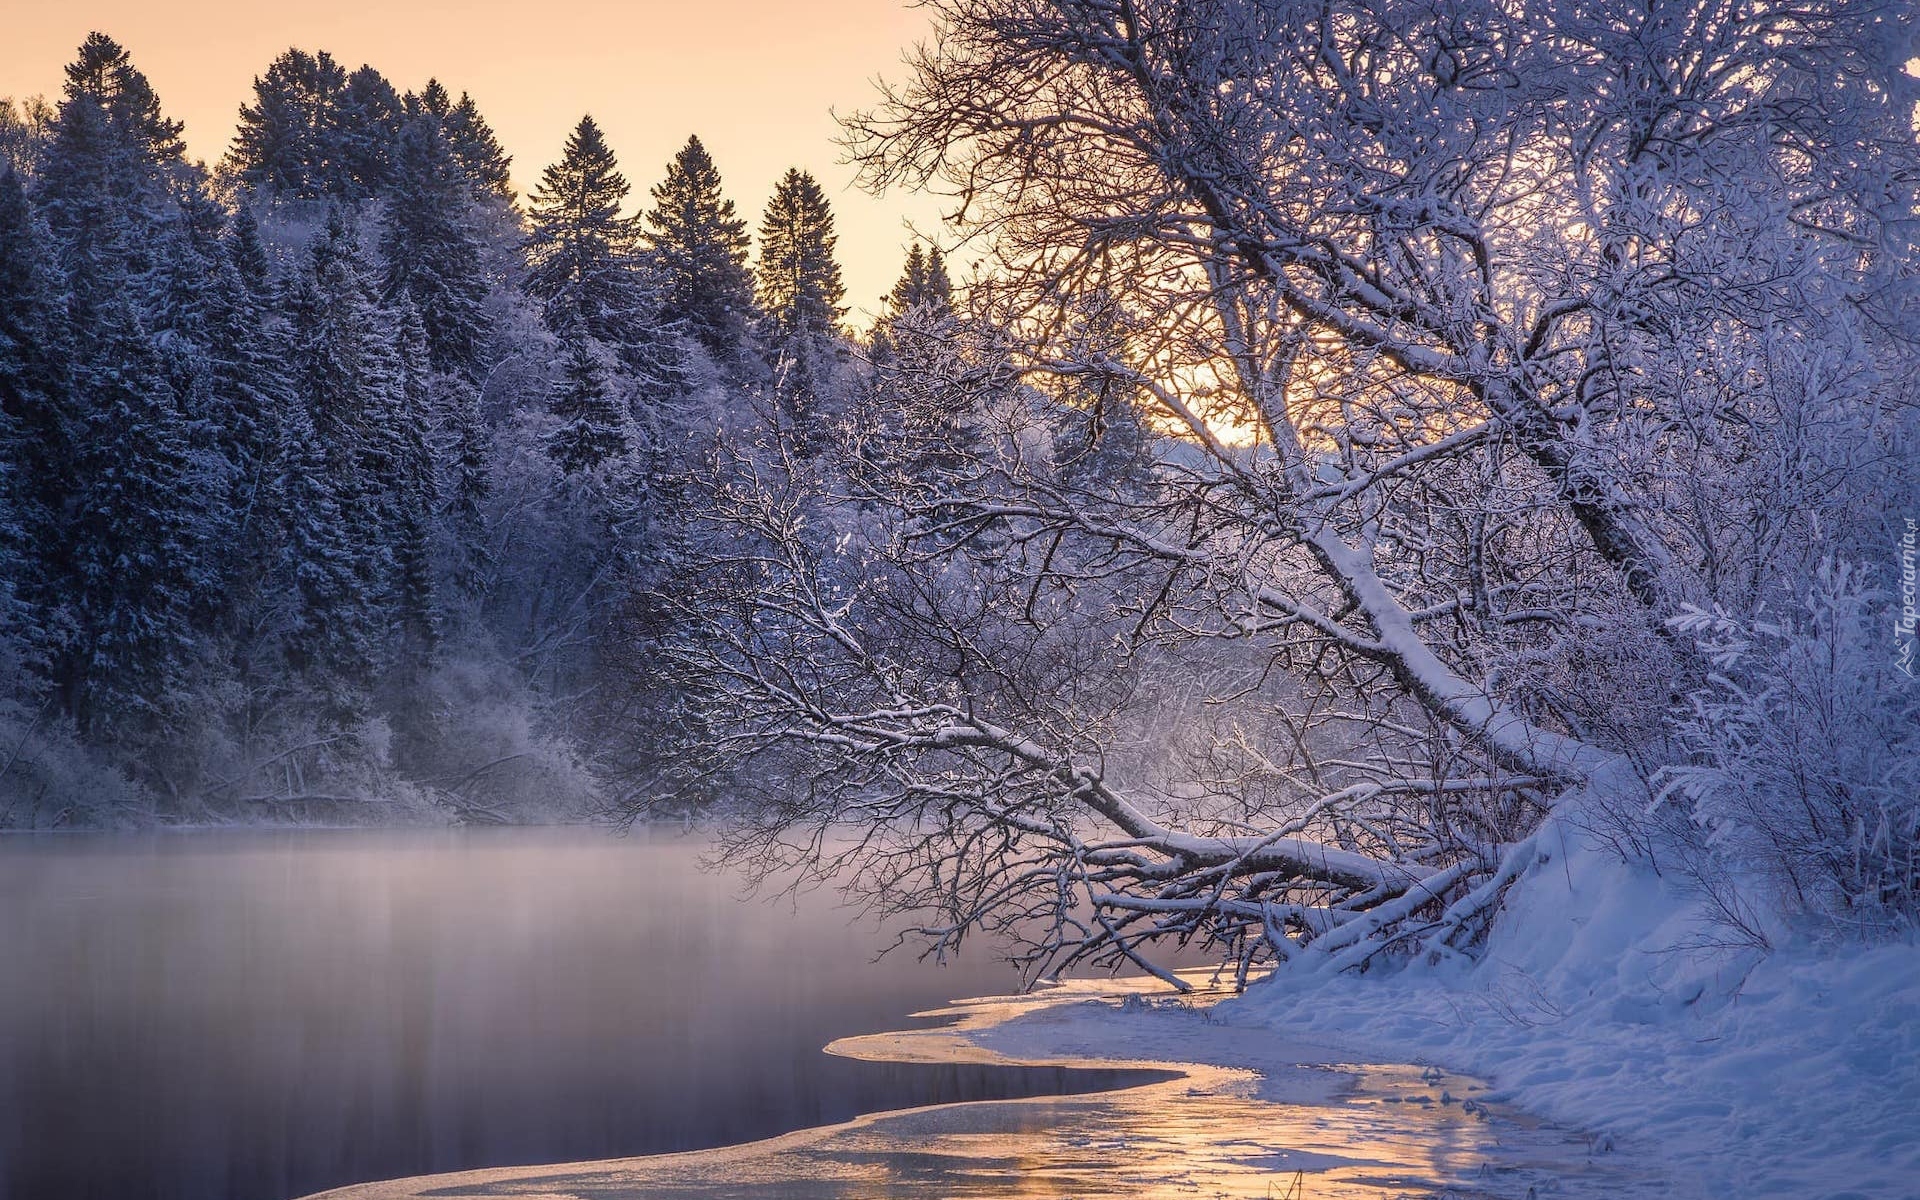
[392,655,605,824]
[0,704,150,827]
[1658,563,1920,938]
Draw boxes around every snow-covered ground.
[1200,814,1920,1200]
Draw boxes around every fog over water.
[0,828,1142,1200]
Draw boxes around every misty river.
[0,827,1145,1200]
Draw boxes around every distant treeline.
[0,34,955,826]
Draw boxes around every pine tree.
[58,280,212,738]
[280,210,402,632]
[225,205,272,293]
[62,33,185,166]
[380,114,492,379]
[437,375,493,597]
[405,81,513,201]
[544,336,627,474]
[276,392,378,725]
[862,242,991,477]
[0,165,69,476]
[148,184,247,636]
[37,95,151,298]
[645,135,754,360]
[31,71,221,738]
[205,205,293,660]
[871,242,955,368]
[388,304,443,667]
[406,80,453,123]
[525,116,651,346]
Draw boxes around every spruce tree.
[225,206,272,293]
[280,210,402,637]
[756,169,845,341]
[0,167,71,671]
[544,336,627,474]
[204,205,293,660]
[332,65,404,198]
[380,114,492,379]
[32,75,218,738]
[864,242,989,477]
[148,184,249,639]
[406,80,453,123]
[756,169,846,423]
[37,96,150,295]
[57,284,212,739]
[525,115,650,347]
[226,49,347,198]
[871,243,955,366]
[444,92,514,203]
[62,33,185,166]
[884,243,952,318]
[645,135,754,360]
[405,81,512,200]
[276,392,379,725]
[0,166,69,476]
[437,375,492,596]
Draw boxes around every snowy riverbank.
[1202,817,1920,1200]
[303,818,1919,1200]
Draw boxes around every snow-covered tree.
[62,32,184,167]
[524,116,655,350]
[332,65,405,198]
[0,165,70,670]
[645,135,755,361]
[404,81,513,204]
[661,0,1920,982]
[881,242,951,322]
[755,168,845,342]
[380,114,493,380]
[442,91,514,204]
[543,335,628,474]
[280,211,404,627]
[755,168,847,425]
[226,49,349,198]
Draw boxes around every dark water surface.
[0,828,1139,1200]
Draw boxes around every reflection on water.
[0,828,1142,1200]
[317,986,1665,1200]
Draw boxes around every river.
[0,827,1146,1200]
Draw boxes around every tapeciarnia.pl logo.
[1899,517,1917,679]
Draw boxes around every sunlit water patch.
[308,981,1669,1200]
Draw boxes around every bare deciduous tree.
[653,0,1920,983]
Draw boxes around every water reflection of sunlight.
[311,976,1663,1200]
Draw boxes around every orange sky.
[0,0,954,321]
